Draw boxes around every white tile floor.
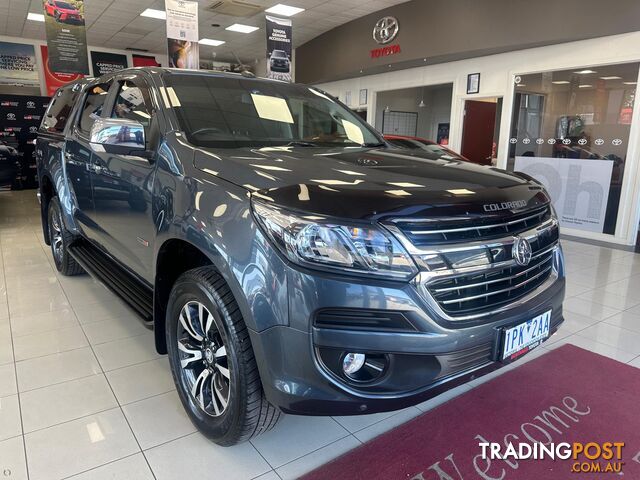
[1,189,640,480]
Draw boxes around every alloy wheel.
[50,211,64,263]
[177,301,231,417]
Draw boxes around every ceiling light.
[578,85,593,88]
[27,12,44,22]
[552,80,570,84]
[447,189,475,195]
[140,8,166,19]
[386,190,411,196]
[265,4,305,16]
[199,38,226,46]
[226,24,259,33]
[600,76,621,80]
[624,81,637,85]
[574,69,596,74]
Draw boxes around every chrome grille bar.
[409,209,547,235]
[439,264,553,305]
[432,255,552,294]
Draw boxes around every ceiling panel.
[3,0,409,63]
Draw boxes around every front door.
[90,76,158,282]
[461,98,502,165]
[64,80,112,237]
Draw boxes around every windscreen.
[162,73,382,148]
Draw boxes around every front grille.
[394,205,551,246]
[427,242,555,316]
[389,204,560,319]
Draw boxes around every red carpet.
[303,345,640,479]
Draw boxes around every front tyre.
[47,197,84,276]
[166,267,281,446]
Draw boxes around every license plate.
[501,310,551,361]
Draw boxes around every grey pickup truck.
[36,67,565,445]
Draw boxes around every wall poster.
[165,0,199,69]
[0,94,50,190]
[0,41,39,86]
[266,15,292,82]
[43,0,89,74]
[41,45,83,96]
[514,156,614,233]
[90,51,129,77]
[133,54,161,67]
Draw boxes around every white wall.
[0,34,168,97]
[374,85,452,140]
[314,31,640,246]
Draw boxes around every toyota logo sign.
[512,236,532,266]
[373,16,399,44]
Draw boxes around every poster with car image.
[165,0,199,69]
[266,15,292,82]
[90,51,129,76]
[42,0,88,74]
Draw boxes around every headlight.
[252,200,418,280]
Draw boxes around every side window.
[111,80,152,129]
[41,87,79,134]
[78,81,112,135]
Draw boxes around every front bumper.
[250,248,565,416]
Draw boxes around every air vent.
[206,0,262,17]
[314,309,418,332]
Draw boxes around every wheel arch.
[153,238,253,354]
[39,173,56,245]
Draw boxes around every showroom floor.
[1,190,640,480]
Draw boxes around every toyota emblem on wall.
[373,16,399,44]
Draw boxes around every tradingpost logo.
[479,441,625,474]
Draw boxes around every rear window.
[41,86,80,134]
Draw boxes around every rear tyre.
[47,197,84,276]
[166,267,280,446]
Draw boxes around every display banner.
[165,0,199,69]
[90,51,129,77]
[514,156,614,233]
[132,54,161,67]
[0,94,50,190]
[266,15,292,82]
[43,0,89,74]
[0,41,39,86]
[41,45,83,96]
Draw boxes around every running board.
[68,241,154,327]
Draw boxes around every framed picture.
[467,73,480,94]
[359,88,368,105]
[344,90,352,106]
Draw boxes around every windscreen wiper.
[361,142,387,148]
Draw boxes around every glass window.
[78,81,112,134]
[162,73,381,148]
[41,86,80,134]
[508,63,639,235]
[111,80,152,128]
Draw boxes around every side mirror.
[90,118,146,156]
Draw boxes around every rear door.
[89,74,160,281]
[64,79,113,239]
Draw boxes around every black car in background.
[269,49,290,73]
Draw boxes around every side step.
[68,241,154,327]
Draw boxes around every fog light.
[342,353,366,375]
